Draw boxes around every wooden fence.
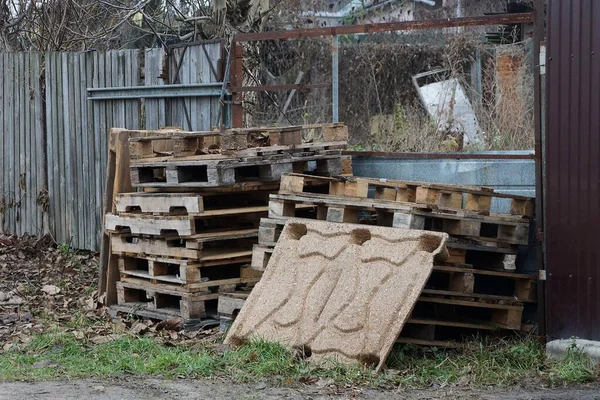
[0,42,223,251]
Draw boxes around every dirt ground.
[0,378,599,400]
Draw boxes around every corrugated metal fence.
[45,50,142,251]
[0,53,45,239]
[0,42,223,251]
[545,0,600,340]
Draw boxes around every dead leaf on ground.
[155,318,181,332]
[41,285,61,295]
[316,378,335,388]
[90,334,120,345]
[83,297,96,311]
[72,331,85,340]
[130,322,149,335]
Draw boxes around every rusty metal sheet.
[545,0,600,340]
[225,219,448,371]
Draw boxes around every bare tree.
[0,0,272,52]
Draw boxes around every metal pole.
[332,35,339,123]
[532,0,546,337]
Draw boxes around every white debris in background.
[414,71,482,146]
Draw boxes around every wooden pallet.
[280,174,535,218]
[267,193,530,245]
[128,124,348,160]
[118,255,259,286]
[130,155,343,188]
[114,191,271,215]
[128,129,222,160]
[116,280,221,319]
[111,229,259,260]
[105,206,267,236]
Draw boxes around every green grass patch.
[0,332,597,387]
[547,344,596,384]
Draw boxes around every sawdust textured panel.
[225,219,448,371]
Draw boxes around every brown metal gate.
[545,0,600,340]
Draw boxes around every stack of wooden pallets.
[102,124,350,323]
[245,174,537,347]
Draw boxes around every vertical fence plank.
[73,53,83,248]
[54,52,63,242]
[93,51,104,248]
[189,47,200,130]
[45,53,55,238]
[33,53,45,233]
[6,53,14,233]
[0,53,4,233]
[27,53,35,233]
[61,52,73,244]
[83,52,95,249]
[56,52,66,243]
[130,50,141,129]
[20,52,27,235]
[15,53,23,236]
[194,45,214,130]
[24,52,32,234]
[144,48,166,129]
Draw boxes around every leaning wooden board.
[99,128,135,306]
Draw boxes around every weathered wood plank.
[100,128,135,306]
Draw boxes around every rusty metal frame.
[234,13,535,41]
[229,11,536,127]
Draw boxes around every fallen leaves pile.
[0,235,222,352]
